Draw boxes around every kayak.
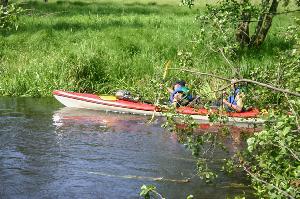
[53,90,264,127]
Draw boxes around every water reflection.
[0,98,255,199]
[49,107,198,198]
[52,107,160,132]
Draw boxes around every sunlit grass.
[0,0,298,98]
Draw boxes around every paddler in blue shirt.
[167,80,193,107]
[222,79,245,112]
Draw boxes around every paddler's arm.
[222,99,243,112]
[159,82,173,93]
[167,87,174,94]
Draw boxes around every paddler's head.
[231,79,238,89]
[173,80,186,90]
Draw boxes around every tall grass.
[0,0,298,99]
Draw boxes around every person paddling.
[167,80,193,107]
[222,79,245,112]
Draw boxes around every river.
[0,97,254,198]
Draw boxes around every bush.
[0,4,23,31]
[246,101,300,199]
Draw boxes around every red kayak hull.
[53,90,259,118]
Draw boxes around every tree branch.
[285,94,300,128]
[271,143,300,162]
[168,67,300,97]
[152,190,165,199]
[219,48,241,78]
[211,13,241,77]
[243,165,296,199]
[215,79,300,97]
[168,68,231,82]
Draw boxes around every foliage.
[0,3,23,31]
[194,0,251,56]
[180,0,194,8]
[140,184,194,199]
[168,97,300,199]
[188,0,300,108]
[195,158,218,182]
[188,0,299,47]
[245,17,300,109]
[247,46,300,109]
[164,3,300,198]
[245,101,300,199]
[140,185,163,199]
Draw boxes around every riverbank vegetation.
[1,0,299,198]
[0,1,298,100]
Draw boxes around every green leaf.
[186,195,194,199]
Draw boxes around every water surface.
[0,97,254,198]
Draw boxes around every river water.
[0,97,254,199]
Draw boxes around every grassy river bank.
[0,0,298,101]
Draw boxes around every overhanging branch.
[168,68,231,82]
[169,67,300,97]
[217,79,300,97]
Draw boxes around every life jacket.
[228,88,240,105]
[170,86,192,103]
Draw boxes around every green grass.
[0,0,299,99]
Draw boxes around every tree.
[238,0,280,47]
[183,0,300,48]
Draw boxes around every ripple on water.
[0,99,254,199]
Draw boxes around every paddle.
[163,60,171,82]
[148,60,172,123]
[157,60,171,104]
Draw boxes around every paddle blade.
[163,60,171,80]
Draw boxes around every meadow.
[0,0,299,100]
